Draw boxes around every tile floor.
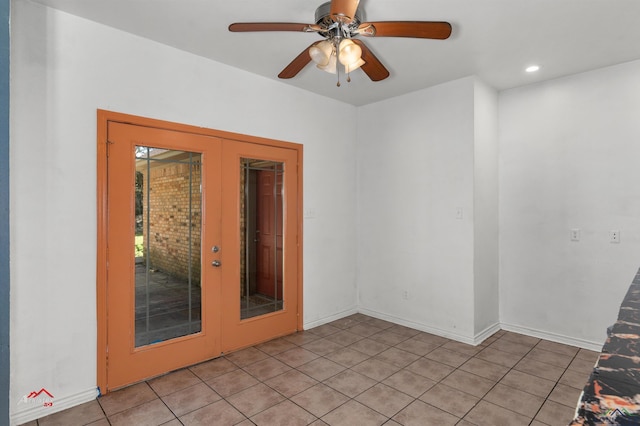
[25,314,598,426]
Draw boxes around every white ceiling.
[29,0,640,106]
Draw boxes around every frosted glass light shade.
[345,58,365,73]
[317,53,337,74]
[309,40,333,66]
[338,39,362,66]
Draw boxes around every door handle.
[212,260,221,267]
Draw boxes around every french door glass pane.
[240,158,284,320]
[134,146,202,347]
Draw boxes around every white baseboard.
[358,308,479,345]
[500,322,604,352]
[303,306,358,330]
[474,322,502,345]
[11,387,99,426]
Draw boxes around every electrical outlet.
[610,230,620,243]
[402,291,408,300]
[570,229,580,242]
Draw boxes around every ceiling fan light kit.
[229,0,452,86]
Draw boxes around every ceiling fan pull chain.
[335,38,341,87]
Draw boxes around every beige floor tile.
[179,399,246,425]
[206,369,260,397]
[302,338,345,356]
[567,357,597,375]
[348,338,390,356]
[440,369,496,398]
[109,398,175,426]
[328,316,363,330]
[524,347,573,369]
[487,338,535,356]
[86,419,110,426]
[514,357,565,382]
[413,332,450,346]
[355,383,414,417]
[250,399,317,425]
[256,338,298,355]
[575,348,600,363]
[499,369,555,398]
[386,324,422,338]
[363,318,396,330]
[189,357,237,381]
[351,358,400,381]
[149,368,202,396]
[458,357,509,382]
[424,347,472,368]
[324,347,371,368]
[323,369,377,398]
[161,382,221,417]
[264,369,318,398]
[226,383,285,417]
[394,338,440,356]
[393,400,459,426]
[38,400,106,426]
[324,330,365,346]
[296,357,346,381]
[534,399,576,426]
[375,347,421,368]
[548,383,583,408]
[475,347,523,368]
[242,357,291,381]
[464,400,531,426]
[322,399,388,426]
[282,331,322,346]
[535,340,580,357]
[419,383,479,417]
[273,347,320,368]
[369,330,409,346]
[31,316,603,426]
[558,369,590,390]
[347,313,372,323]
[382,369,437,397]
[224,346,270,367]
[483,383,545,418]
[500,332,541,347]
[440,341,483,357]
[309,324,342,338]
[290,384,350,417]
[405,357,455,382]
[98,382,158,416]
[347,322,385,338]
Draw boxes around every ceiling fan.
[229,0,452,86]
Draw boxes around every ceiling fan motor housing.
[315,1,363,39]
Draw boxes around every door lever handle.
[211,260,221,267]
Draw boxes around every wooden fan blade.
[352,39,389,82]
[278,42,321,79]
[229,22,313,32]
[359,21,452,39]
[330,0,360,21]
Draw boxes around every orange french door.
[220,141,299,351]
[105,122,223,390]
[99,113,301,393]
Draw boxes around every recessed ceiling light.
[525,65,540,73]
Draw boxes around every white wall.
[499,59,640,349]
[10,1,358,423]
[356,77,477,342]
[473,79,499,336]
